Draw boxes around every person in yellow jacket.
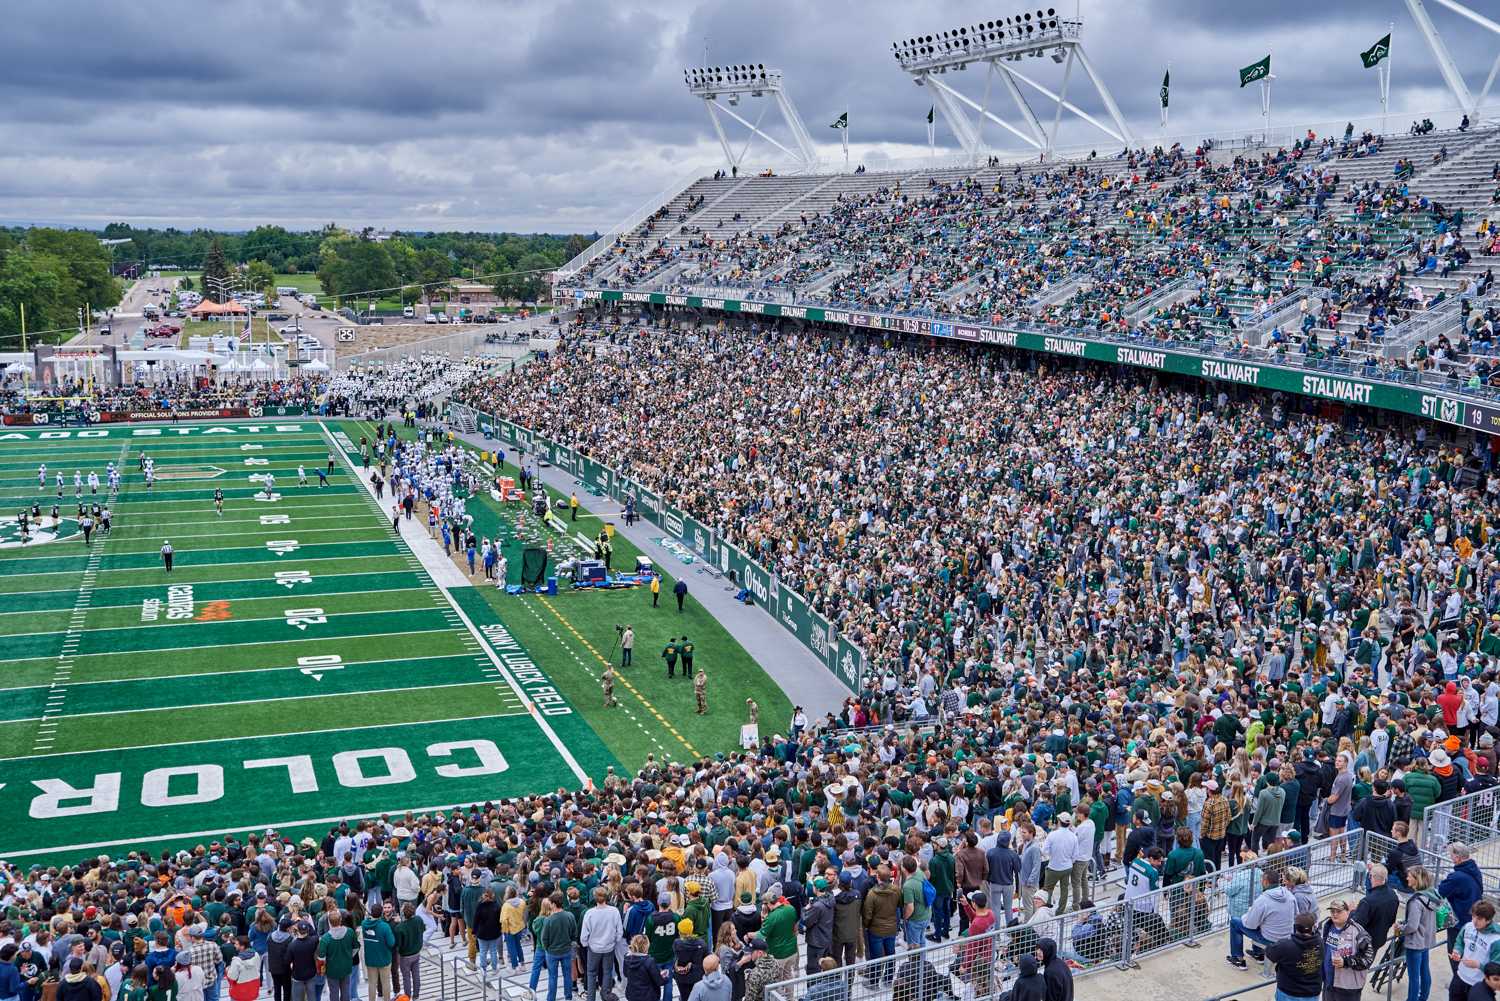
[569,492,579,521]
[499,888,527,970]
[650,575,661,607]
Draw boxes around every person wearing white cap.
[1042,816,1077,914]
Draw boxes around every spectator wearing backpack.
[1441,842,1485,968]
[899,857,933,948]
[1400,866,1443,1001]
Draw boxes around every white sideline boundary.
[318,421,590,787]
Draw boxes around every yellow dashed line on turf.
[536,595,700,759]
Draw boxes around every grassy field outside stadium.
[0,419,632,864]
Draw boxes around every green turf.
[0,419,621,862]
[358,421,793,772]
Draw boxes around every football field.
[0,419,616,861]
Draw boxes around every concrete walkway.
[449,426,851,719]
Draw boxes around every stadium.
[7,3,1500,1001]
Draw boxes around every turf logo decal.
[0,516,80,548]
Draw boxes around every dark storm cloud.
[0,0,1493,231]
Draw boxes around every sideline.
[449,426,850,717]
[319,420,590,785]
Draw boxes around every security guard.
[663,637,679,678]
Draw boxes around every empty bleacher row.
[561,120,1500,386]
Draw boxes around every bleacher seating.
[560,119,1500,382]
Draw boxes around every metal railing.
[765,831,1367,1001]
[339,327,543,370]
[1200,944,1439,1001]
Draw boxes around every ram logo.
[809,622,831,660]
[1442,398,1459,424]
[248,407,265,418]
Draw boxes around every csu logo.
[1421,394,1462,425]
[809,620,831,659]
[838,649,859,688]
[33,413,49,425]
[0,516,79,548]
[248,407,265,418]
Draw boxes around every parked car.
[423,313,438,324]
[402,306,416,318]
[435,312,449,324]
[267,313,290,322]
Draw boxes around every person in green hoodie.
[315,911,358,1001]
[927,837,957,942]
[537,892,577,1001]
[360,905,395,1001]
[391,904,424,1000]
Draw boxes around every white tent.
[5,362,33,375]
[249,358,272,379]
[219,358,241,373]
[304,358,330,372]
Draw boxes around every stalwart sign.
[579,287,1484,433]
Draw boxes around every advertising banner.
[577,288,1483,431]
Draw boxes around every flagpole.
[19,302,27,397]
[843,106,849,170]
[1262,49,1273,143]
[1382,21,1394,136]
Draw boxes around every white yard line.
[320,420,590,787]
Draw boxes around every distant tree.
[494,252,551,305]
[202,238,231,302]
[564,234,591,259]
[178,275,194,291]
[245,260,276,296]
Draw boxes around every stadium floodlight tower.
[1406,0,1500,119]
[684,64,819,171]
[892,8,1135,162]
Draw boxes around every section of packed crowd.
[571,122,1496,383]
[14,318,1500,1001]
[0,375,334,417]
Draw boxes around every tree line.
[0,223,598,341]
[0,229,123,344]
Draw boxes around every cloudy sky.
[1,0,1494,234]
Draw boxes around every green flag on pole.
[1239,55,1270,87]
[1160,69,1170,108]
[830,112,847,129]
[1361,33,1391,69]
[926,107,934,124]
